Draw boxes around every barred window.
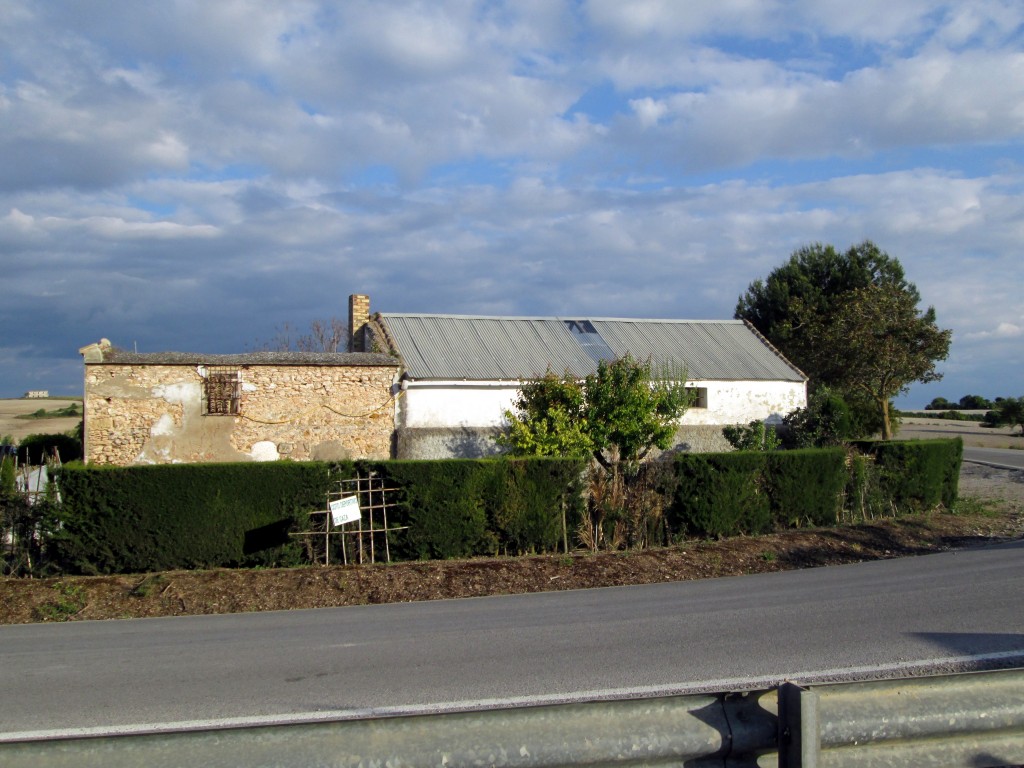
[687,387,708,409]
[204,367,240,415]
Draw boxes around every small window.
[204,367,240,415]
[688,387,708,409]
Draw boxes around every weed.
[558,555,574,567]
[760,550,777,562]
[35,581,86,621]
[129,574,166,598]
[953,496,1001,518]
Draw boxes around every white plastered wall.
[400,379,806,429]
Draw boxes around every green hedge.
[852,438,962,511]
[49,440,960,573]
[665,448,850,537]
[54,462,330,574]
[666,452,772,538]
[765,448,847,527]
[363,458,586,559]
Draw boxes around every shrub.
[18,433,82,464]
[54,462,330,573]
[765,448,847,527]
[667,452,771,538]
[850,439,962,512]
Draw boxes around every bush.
[851,439,962,511]
[666,452,771,538]
[54,462,330,573]
[765,448,847,527]
[18,433,82,464]
[367,458,586,559]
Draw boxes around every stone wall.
[83,363,398,465]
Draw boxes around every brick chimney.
[348,294,370,353]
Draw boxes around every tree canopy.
[498,354,693,469]
[736,241,951,439]
[992,397,1024,434]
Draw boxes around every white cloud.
[965,322,1024,340]
[0,1,1021,406]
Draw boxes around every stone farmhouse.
[78,339,398,465]
[79,294,806,465]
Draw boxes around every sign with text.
[329,496,361,527]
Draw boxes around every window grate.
[205,367,240,415]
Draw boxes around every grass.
[16,403,81,420]
[34,581,87,621]
[129,574,167,598]
[952,495,1002,518]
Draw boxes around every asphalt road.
[2,540,1023,740]
[964,445,1024,469]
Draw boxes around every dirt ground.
[897,415,1024,449]
[0,398,81,443]
[2,461,1021,625]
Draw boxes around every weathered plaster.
[83,362,398,465]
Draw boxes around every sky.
[1,1,1022,407]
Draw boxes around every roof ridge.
[380,313,743,324]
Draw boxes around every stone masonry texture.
[83,362,398,465]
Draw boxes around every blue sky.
[1,0,1022,407]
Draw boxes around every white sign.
[329,496,361,527]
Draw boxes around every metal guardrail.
[1,668,1021,767]
[778,668,1024,767]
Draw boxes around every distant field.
[896,416,1022,450]
[0,398,82,442]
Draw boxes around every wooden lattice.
[295,472,406,566]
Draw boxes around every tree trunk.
[880,398,893,440]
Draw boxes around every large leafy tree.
[736,241,951,439]
[790,284,951,439]
[499,354,692,469]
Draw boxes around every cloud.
[0,1,1021,406]
[965,322,1024,340]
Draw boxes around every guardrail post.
[778,683,819,768]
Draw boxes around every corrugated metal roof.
[380,314,805,382]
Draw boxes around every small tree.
[992,397,1024,435]
[500,355,692,470]
[781,387,853,448]
[498,371,594,459]
[499,356,692,551]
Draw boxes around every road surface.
[2,539,1022,740]
[963,445,1024,470]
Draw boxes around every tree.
[991,397,1024,434]
[497,370,595,459]
[925,397,953,411]
[499,355,693,470]
[260,317,348,353]
[790,284,951,439]
[736,241,950,439]
[957,394,992,410]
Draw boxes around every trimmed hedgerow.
[363,457,586,559]
[765,448,848,528]
[54,462,330,574]
[666,452,772,538]
[852,438,962,512]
